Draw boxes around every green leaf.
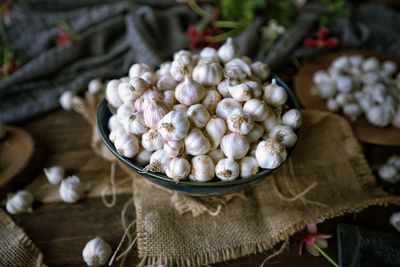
[219,0,266,22]
[267,0,296,27]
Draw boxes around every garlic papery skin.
[215,98,242,120]
[218,37,239,63]
[200,47,219,60]
[108,115,121,131]
[189,155,215,182]
[251,61,270,81]
[166,158,191,182]
[313,70,332,85]
[129,63,152,78]
[243,99,270,122]
[157,75,178,92]
[158,110,190,141]
[246,123,264,143]
[116,101,136,123]
[215,158,240,181]
[192,62,223,86]
[263,79,287,106]
[261,113,282,133]
[59,90,75,110]
[122,112,148,135]
[217,79,234,98]
[184,128,211,156]
[205,117,227,149]
[105,79,122,108]
[82,237,112,267]
[225,58,252,80]
[207,149,225,165]
[163,90,176,107]
[140,71,157,86]
[175,76,206,106]
[130,77,151,96]
[88,79,103,94]
[173,104,189,113]
[220,133,250,160]
[109,127,126,143]
[378,164,399,183]
[59,175,84,203]
[134,148,152,166]
[6,191,34,215]
[144,149,171,173]
[282,109,302,129]
[228,83,252,102]
[187,104,211,128]
[164,140,184,158]
[256,139,287,169]
[269,125,298,148]
[142,129,165,151]
[118,81,138,103]
[134,96,145,113]
[43,166,65,185]
[201,89,221,114]
[245,80,262,98]
[170,54,194,82]
[227,109,254,135]
[239,156,259,179]
[143,99,167,129]
[114,132,139,158]
[156,62,172,78]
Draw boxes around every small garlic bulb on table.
[43,166,65,185]
[6,191,34,215]
[59,175,84,203]
[82,237,112,267]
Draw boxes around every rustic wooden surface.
[3,109,398,267]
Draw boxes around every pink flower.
[299,223,332,256]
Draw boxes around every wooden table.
[7,109,399,267]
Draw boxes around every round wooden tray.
[294,49,400,146]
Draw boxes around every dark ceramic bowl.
[97,74,300,196]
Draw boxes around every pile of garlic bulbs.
[312,55,400,128]
[106,38,301,183]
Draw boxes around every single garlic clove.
[6,191,34,215]
[43,166,65,185]
[82,237,112,267]
[59,175,84,203]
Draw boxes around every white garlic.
[247,142,258,157]
[217,37,239,63]
[43,166,65,185]
[228,82,252,102]
[269,125,298,148]
[142,90,162,109]
[326,98,341,112]
[187,104,211,128]
[361,72,380,86]
[313,70,332,85]
[246,123,264,143]
[225,58,252,80]
[134,148,152,166]
[82,237,112,267]
[251,61,270,81]
[335,93,352,106]
[158,110,190,141]
[263,79,287,106]
[227,109,254,135]
[215,158,240,181]
[88,79,103,94]
[108,115,121,132]
[170,54,194,82]
[59,175,84,203]
[331,56,349,71]
[282,109,302,129]
[184,128,211,156]
[144,149,171,173]
[117,81,137,103]
[349,55,364,68]
[166,158,191,182]
[256,139,287,169]
[217,79,234,98]
[189,155,215,182]
[314,83,336,99]
[173,104,189,113]
[378,164,399,183]
[116,101,136,123]
[343,103,362,122]
[201,89,221,113]
[200,47,219,61]
[59,90,75,110]
[336,75,353,94]
[192,61,223,86]
[388,155,400,169]
[391,108,400,128]
[163,90,176,107]
[366,106,392,127]
[220,133,250,160]
[163,140,184,158]
[157,74,178,92]
[215,98,242,120]
[109,127,126,143]
[129,63,152,78]
[105,79,122,108]
[156,62,171,78]
[134,96,145,113]
[389,212,400,232]
[175,76,206,106]
[114,132,139,158]
[362,57,379,72]
[207,149,225,165]
[205,116,227,149]
[130,77,151,96]
[239,156,259,178]
[140,71,157,85]
[381,60,397,77]
[245,80,262,98]
[243,99,270,122]
[141,129,164,151]
[123,112,148,135]
[6,191,33,215]
[174,50,193,61]
[261,113,282,133]
[143,99,167,129]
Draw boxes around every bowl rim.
[97,74,301,187]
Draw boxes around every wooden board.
[294,49,400,146]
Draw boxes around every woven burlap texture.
[132,110,400,267]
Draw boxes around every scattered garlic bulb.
[217,37,239,63]
[227,109,254,135]
[170,54,194,82]
[175,76,205,106]
[263,79,287,106]
[207,149,225,165]
[166,158,191,182]
[59,91,75,110]
[159,110,190,141]
[59,175,84,203]
[215,98,242,120]
[82,237,112,267]
[220,133,250,160]
[88,79,103,94]
[143,99,167,129]
[192,61,223,86]
[134,148,152,166]
[105,79,122,108]
[184,128,211,156]
[114,132,139,158]
[187,104,211,128]
[43,166,65,185]
[239,156,259,178]
[378,164,399,183]
[164,140,184,158]
[251,61,270,81]
[282,109,302,129]
[201,89,221,113]
[215,158,240,181]
[255,139,287,169]
[200,47,219,61]
[205,117,227,149]
[189,155,215,182]
[243,99,270,121]
[6,191,33,215]
[142,129,164,151]
[144,149,171,173]
[246,123,264,143]
[269,125,298,148]
[129,63,152,78]
[157,75,178,92]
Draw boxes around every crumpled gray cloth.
[1,1,400,123]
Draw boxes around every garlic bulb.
[82,237,112,267]
[170,54,194,82]
[164,140,184,158]
[143,99,167,129]
[245,80,262,98]
[220,133,250,160]
[130,77,151,96]
[88,79,103,94]
[156,62,172,78]
[173,104,189,113]
[390,212,400,232]
[343,103,362,122]
[141,129,164,151]
[109,127,126,143]
[263,79,287,106]
[282,109,302,129]
[6,191,33,215]
[166,158,191,182]
[59,90,75,110]
[192,61,223,86]
[175,76,206,106]
[366,106,392,127]
[227,109,254,135]
[215,98,242,120]
[43,166,65,185]
[144,149,171,173]
[114,132,139,158]
[362,57,379,72]
[349,55,364,68]
[217,79,234,97]
[108,115,121,131]
[336,75,353,94]
[140,71,157,85]
[207,149,225,165]
[158,110,190,141]
[134,96,145,113]
[247,142,258,157]
[105,79,122,108]
[201,89,221,113]
[261,113,281,133]
[255,139,287,169]
[116,101,136,123]
[205,117,227,149]
[134,148,152,166]
[251,61,270,81]
[381,60,397,77]
[118,81,138,103]
[239,156,259,178]
[228,82,252,102]
[313,70,332,85]
[313,82,336,99]
[187,104,210,128]
[269,125,298,148]
[129,63,152,78]
[173,50,193,61]
[163,90,176,107]
[225,58,252,80]
[215,158,240,181]
[246,123,264,143]
[189,155,215,182]
[326,98,340,112]
[378,164,399,183]
[59,175,84,203]
[184,128,211,156]
[243,99,270,121]
[200,47,219,61]
[157,75,178,91]
[123,112,148,135]
[217,37,239,63]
